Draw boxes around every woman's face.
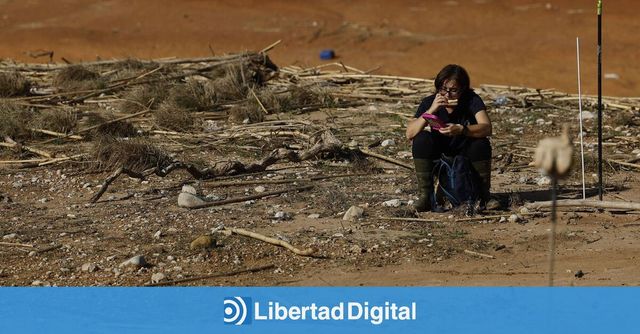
[438,79,461,99]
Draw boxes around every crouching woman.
[406,64,493,212]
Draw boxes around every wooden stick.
[377,217,440,223]
[526,199,640,211]
[359,148,414,170]
[0,241,35,248]
[38,154,86,167]
[146,264,276,287]
[204,173,367,188]
[0,142,53,158]
[607,159,640,170]
[464,249,495,259]
[250,88,269,114]
[184,184,313,209]
[225,227,317,257]
[260,40,282,53]
[30,128,83,140]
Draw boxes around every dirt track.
[0,0,638,97]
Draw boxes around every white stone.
[508,214,520,223]
[81,263,99,272]
[535,118,545,126]
[381,139,395,147]
[254,186,266,193]
[177,192,206,208]
[153,230,163,239]
[307,213,320,219]
[343,206,364,221]
[519,207,530,215]
[119,255,148,268]
[579,111,595,119]
[382,199,402,207]
[499,216,507,223]
[2,233,17,240]
[536,176,551,186]
[181,184,198,195]
[151,272,166,284]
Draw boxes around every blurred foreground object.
[533,126,573,178]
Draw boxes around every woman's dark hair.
[434,64,471,92]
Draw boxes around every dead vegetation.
[53,65,107,92]
[1,51,639,287]
[0,71,31,97]
[93,137,173,172]
[0,101,34,139]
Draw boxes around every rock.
[383,199,402,207]
[574,270,585,278]
[181,184,198,195]
[349,244,363,254]
[343,206,364,221]
[153,230,163,239]
[535,118,545,125]
[81,263,99,272]
[254,186,266,193]
[190,235,216,250]
[151,272,167,284]
[307,213,320,219]
[274,211,291,220]
[519,207,530,215]
[381,139,395,147]
[31,280,44,286]
[119,255,148,268]
[178,192,207,208]
[11,181,23,188]
[498,216,507,223]
[580,111,595,119]
[2,233,17,240]
[536,176,551,186]
[508,214,520,223]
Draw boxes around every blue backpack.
[432,155,479,210]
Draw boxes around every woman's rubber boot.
[413,159,434,212]
[472,160,499,210]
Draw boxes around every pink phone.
[421,113,446,131]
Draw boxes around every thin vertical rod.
[577,37,586,200]
[548,177,558,287]
[597,0,603,200]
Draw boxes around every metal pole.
[597,0,603,200]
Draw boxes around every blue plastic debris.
[319,49,335,60]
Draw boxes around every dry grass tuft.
[93,137,173,172]
[165,81,214,111]
[154,102,197,131]
[53,65,107,91]
[0,71,31,97]
[119,82,169,113]
[227,104,265,124]
[0,101,34,139]
[84,112,139,139]
[32,109,78,134]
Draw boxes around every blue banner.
[0,287,636,333]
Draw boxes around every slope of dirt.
[0,0,638,97]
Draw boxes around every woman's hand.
[438,124,464,136]
[427,94,448,114]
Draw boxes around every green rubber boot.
[471,159,499,210]
[413,159,435,212]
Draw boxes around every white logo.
[223,297,250,325]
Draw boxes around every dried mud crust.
[1,101,639,286]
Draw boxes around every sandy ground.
[0,0,638,97]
